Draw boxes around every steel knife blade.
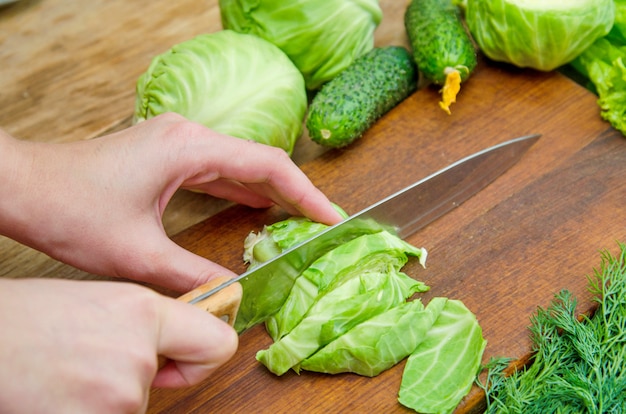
[180,134,540,331]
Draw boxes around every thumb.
[151,296,238,388]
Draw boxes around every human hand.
[0,113,343,291]
[0,278,238,414]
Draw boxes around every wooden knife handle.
[176,276,242,327]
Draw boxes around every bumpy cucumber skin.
[306,46,417,148]
[404,0,476,85]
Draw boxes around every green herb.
[478,242,626,413]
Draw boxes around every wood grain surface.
[147,62,626,412]
[2,1,626,413]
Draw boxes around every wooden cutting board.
[147,58,626,413]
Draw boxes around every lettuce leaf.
[569,37,626,136]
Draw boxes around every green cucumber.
[404,0,477,114]
[305,46,417,148]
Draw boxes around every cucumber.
[306,46,417,148]
[404,0,477,114]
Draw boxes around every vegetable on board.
[133,30,306,155]
[265,231,428,341]
[243,212,485,412]
[256,269,423,376]
[404,0,477,114]
[243,203,349,268]
[465,0,615,72]
[305,46,417,148]
[219,0,382,90]
[236,207,383,333]
[478,242,626,413]
[398,298,486,414]
[243,218,331,268]
[300,298,443,377]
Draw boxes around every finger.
[178,133,343,225]
[152,297,238,388]
[184,178,275,209]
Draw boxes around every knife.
[176,134,540,331]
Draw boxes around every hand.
[0,113,343,291]
[0,278,238,414]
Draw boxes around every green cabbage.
[133,30,306,155]
[465,0,615,71]
[398,299,486,413]
[265,231,428,342]
[242,213,484,411]
[236,210,387,333]
[219,0,383,90]
[243,204,349,268]
[300,298,444,377]
[243,217,331,268]
[256,269,422,376]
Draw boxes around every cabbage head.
[219,0,383,90]
[465,0,615,71]
[133,30,307,155]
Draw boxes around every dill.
[477,242,626,413]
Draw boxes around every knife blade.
[177,134,540,331]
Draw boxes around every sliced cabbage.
[465,0,615,71]
[300,298,444,377]
[219,0,383,90]
[256,269,422,376]
[398,299,486,413]
[133,30,307,155]
[265,231,428,342]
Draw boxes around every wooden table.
[2,1,626,413]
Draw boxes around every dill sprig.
[477,242,626,413]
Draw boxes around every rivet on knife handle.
[177,276,242,326]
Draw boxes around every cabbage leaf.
[265,231,428,341]
[134,30,306,154]
[256,270,422,376]
[398,299,486,414]
[243,218,331,268]
[219,0,382,90]
[300,298,446,377]
[236,215,390,333]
